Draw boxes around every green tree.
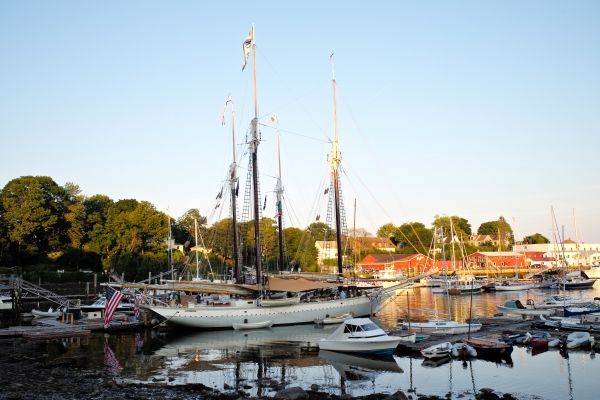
[306,222,335,241]
[432,215,472,237]
[376,223,398,242]
[396,222,433,254]
[0,176,66,254]
[522,233,550,244]
[174,208,207,248]
[283,227,317,271]
[477,216,514,245]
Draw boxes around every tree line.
[0,176,550,281]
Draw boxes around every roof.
[359,254,417,264]
[243,276,340,293]
[470,251,522,257]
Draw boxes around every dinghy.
[319,318,402,356]
[31,307,62,318]
[421,342,452,359]
[463,337,513,357]
[232,320,273,330]
[315,312,353,325]
[566,331,593,349]
[451,342,477,358]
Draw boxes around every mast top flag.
[242,24,255,71]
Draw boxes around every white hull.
[232,320,272,330]
[0,296,12,310]
[400,320,482,335]
[496,305,555,316]
[319,336,401,353]
[495,284,535,291]
[31,309,62,318]
[583,267,600,279]
[147,295,375,329]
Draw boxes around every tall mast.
[249,26,262,285]
[227,99,241,282]
[275,123,285,272]
[329,55,344,276]
[194,217,199,280]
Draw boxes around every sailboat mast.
[229,103,241,282]
[276,129,285,272]
[330,55,344,276]
[194,217,199,280]
[250,30,262,285]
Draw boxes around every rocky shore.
[0,337,519,400]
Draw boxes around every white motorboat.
[534,295,591,309]
[421,342,452,359]
[399,319,482,335]
[232,320,272,330]
[496,300,556,316]
[31,307,62,318]
[318,318,402,356]
[566,331,594,349]
[494,280,536,291]
[451,342,477,358]
[583,265,600,279]
[81,296,135,313]
[0,295,12,310]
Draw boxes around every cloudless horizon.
[1,1,599,242]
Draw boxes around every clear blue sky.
[1,1,599,241]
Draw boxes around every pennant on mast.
[221,95,232,126]
[242,24,254,71]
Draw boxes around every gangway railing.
[11,277,80,309]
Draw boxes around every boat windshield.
[360,323,380,331]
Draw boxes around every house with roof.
[357,253,434,275]
[349,237,397,253]
[315,241,338,266]
[467,251,526,269]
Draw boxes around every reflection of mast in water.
[566,353,574,400]
[469,360,476,395]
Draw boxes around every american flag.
[103,286,124,328]
[104,337,122,374]
[134,294,142,320]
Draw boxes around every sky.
[1,1,599,242]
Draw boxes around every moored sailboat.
[145,26,384,329]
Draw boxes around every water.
[40,284,600,399]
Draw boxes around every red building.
[467,251,526,268]
[357,254,433,274]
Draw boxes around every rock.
[224,383,233,390]
[501,394,517,400]
[385,390,409,400]
[476,389,501,400]
[340,394,353,400]
[274,386,309,400]
[310,384,319,391]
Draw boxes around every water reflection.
[34,285,600,399]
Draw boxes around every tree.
[283,227,317,271]
[306,222,335,241]
[477,216,514,245]
[376,223,398,243]
[174,209,207,248]
[432,216,472,238]
[522,233,550,244]
[396,222,433,255]
[0,176,66,254]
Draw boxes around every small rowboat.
[31,308,62,318]
[463,337,513,357]
[421,342,452,359]
[566,331,594,349]
[524,332,554,348]
[315,313,354,325]
[232,320,273,330]
[452,342,477,358]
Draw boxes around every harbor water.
[27,285,600,399]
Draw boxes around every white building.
[514,241,600,267]
[315,241,338,265]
